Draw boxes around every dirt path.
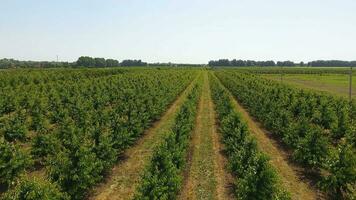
[178,71,234,200]
[215,74,322,200]
[89,74,200,200]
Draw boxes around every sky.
[0,0,356,64]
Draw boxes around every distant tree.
[245,60,256,66]
[230,59,245,66]
[256,60,276,66]
[208,59,356,68]
[230,59,237,66]
[277,61,295,67]
[208,60,215,66]
[94,58,106,67]
[0,59,15,68]
[218,59,230,66]
[308,60,356,67]
[208,59,230,66]
[106,59,119,67]
[209,59,278,67]
[0,58,72,68]
[76,56,95,67]
[121,59,147,67]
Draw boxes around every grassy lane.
[89,72,201,200]
[214,73,322,199]
[178,71,233,200]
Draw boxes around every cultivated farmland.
[0,68,355,200]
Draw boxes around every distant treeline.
[76,56,147,67]
[209,59,277,67]
[2,57,356,69]
[0,58,73,68]
[208,59,356,67]
[149,62,203,67]
[308,60,356,67]
[0,57,205,69]
[0,57,148,69]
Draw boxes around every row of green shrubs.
[1,70,196,200]
[215,71,356,199]
[1,176,68,200]
[134,84,201,199]
[209,74,291,200]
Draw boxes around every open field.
[262,73,356,98]
[1,68,355,200]
[232,66,355,75]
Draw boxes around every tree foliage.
[215,70,355,198]
[208,59,277,67]
[208,59,356,67]
[0,138,31,186]
[319,143,356,199]
[0,69,196,199]
[135,85,200,199]
[121,59,147,67]
[210,74,290,200]
[2,176,68,200]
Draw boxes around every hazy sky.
[1,0,355,63]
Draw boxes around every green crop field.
[0,67,355,200]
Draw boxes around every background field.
[262,73,356,99]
